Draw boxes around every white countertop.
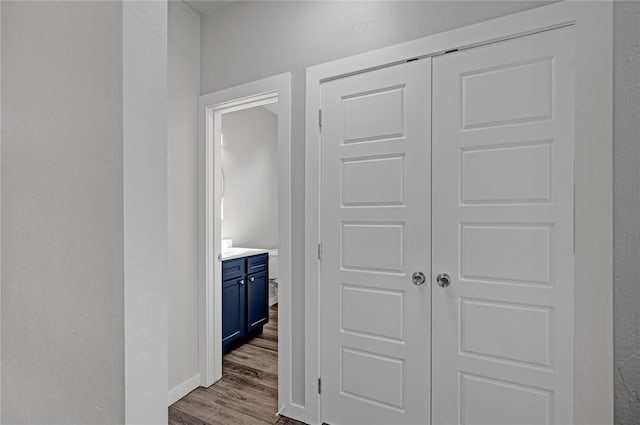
[221,247,269,261]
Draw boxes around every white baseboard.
[278,402,306,424]
[168,373,201,406]
[269,295,278,306]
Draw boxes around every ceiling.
[183,0,236,16]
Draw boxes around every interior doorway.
[219,103,280,357]
[194,74,296,419]
[177,99,285,423]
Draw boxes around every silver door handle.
[239,279,245,285]
[249,277,255,282]
[436,273,452,288]
[412,271,426,286]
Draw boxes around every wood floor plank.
[220,361,278,391]
[172,394,270,425]
[203,381,278,422]
[169,407,209,425]
[169,305,304,425]
[224,344,278,375]
[247,335,278,351]
[256,328,278,342]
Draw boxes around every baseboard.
[278,402,306,424]
[168,373,201,406]
[269,295,278,306]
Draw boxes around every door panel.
[320,59,431,425]
[432,27,575,425]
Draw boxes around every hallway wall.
[1,2,124,423]
[1,1,169,422]
[168,0,201,396]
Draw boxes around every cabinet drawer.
[247,253,268,274]
[222,258,245,280]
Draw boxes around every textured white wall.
[122,1,168,423]
[614,2,640,424]
[222,106,278,249]
[200,0,553,405]
[1,2,124,423]
[168,0,201,393]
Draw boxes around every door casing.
[198,73,303,421]
[304,2,613,424]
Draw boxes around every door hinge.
[318,378,322,394]
[317,243,322,261]
[318,109,322,129]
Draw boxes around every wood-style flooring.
[169,306,305,425]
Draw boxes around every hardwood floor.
[169,306,304,425]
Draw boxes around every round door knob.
[436,273,452,288]
[412,271,426,286]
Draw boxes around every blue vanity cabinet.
[221,253,269,354]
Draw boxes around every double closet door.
[319,26,574,425]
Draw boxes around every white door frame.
[305,2,613,424]
[198,73,296,415]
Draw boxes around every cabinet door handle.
[239,279,245,285]
[249,277,255,282]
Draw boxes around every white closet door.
[432,27,575,425]
[320,59,431,425]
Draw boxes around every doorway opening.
[219,101,280,355]
[193,73,297,422]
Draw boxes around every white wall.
[122,1,168,423]
[1,2,124,423]
[168,0,201,397]
[222,106,278,249]
[1,1,169,422]
[614,2,640,424]
[200,0,553,407]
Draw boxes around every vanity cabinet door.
[222,277,246,351]
[246,271,268,332]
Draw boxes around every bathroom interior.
[219,100,280,363]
